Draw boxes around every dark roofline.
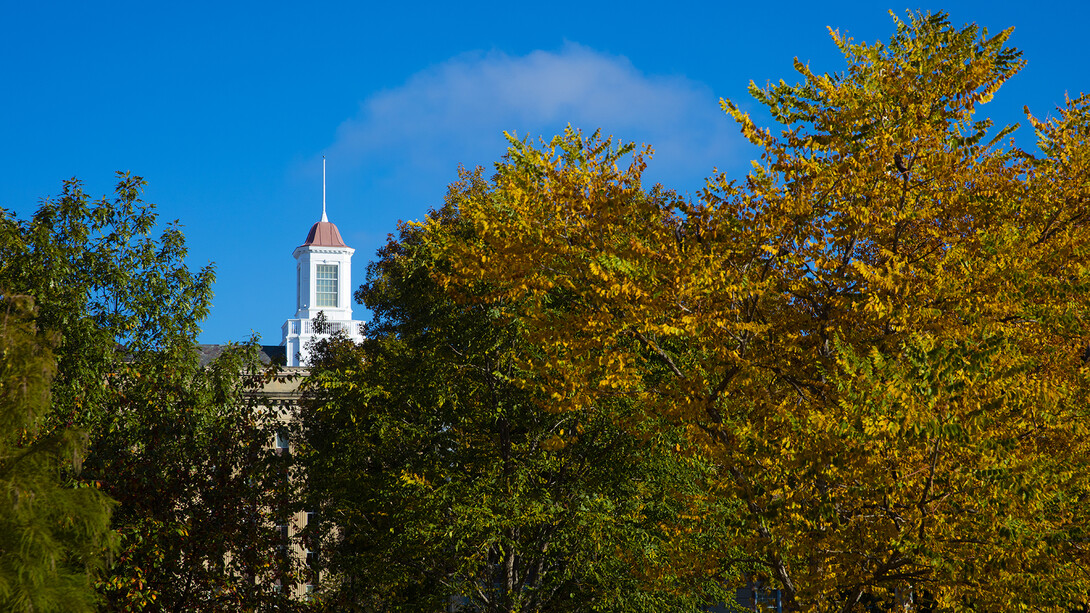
[196,344,287,368]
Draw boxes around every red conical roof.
[301,220,347,247]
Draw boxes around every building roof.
[301,220,347,247]
[197,344,288,368]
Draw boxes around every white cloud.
[327,43,742,194]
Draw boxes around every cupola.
[281,158,365,366]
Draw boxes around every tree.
[0,294,116,612]
[429,13,1090,612]
[0,174,213,434]
[299,180,733,612]
[91,343,299,611]
[1,175,300,611]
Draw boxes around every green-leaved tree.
[1,175,302,611]
[0,294,116,612]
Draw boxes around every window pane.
[315,264,338,307]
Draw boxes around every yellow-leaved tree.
[428,11,1090,613]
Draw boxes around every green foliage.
[1,175,302,610]
[300,186,732,612]
[91,343,299,611]
[0,294,116,612]
[0,173,213,433]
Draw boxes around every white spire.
[321,156,328,222]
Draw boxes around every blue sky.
[2,1,1087,344]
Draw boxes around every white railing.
[282,318,364,338]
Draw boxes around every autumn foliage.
[7,9,1090,613]
[422,12,1090,612]
[300,197,734,612]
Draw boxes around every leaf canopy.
[433,12,1090,612]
